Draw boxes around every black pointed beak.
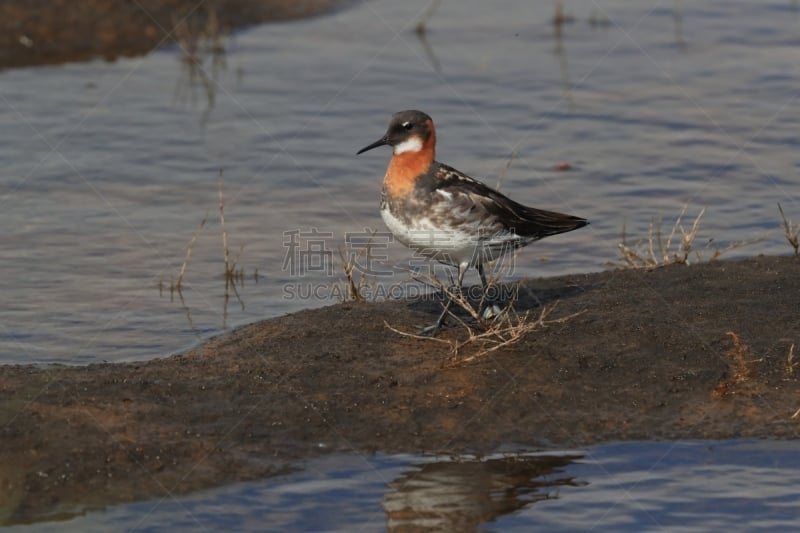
[357,136,389,155]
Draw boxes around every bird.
[357,109,588,335]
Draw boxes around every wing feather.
[430,163,588,240]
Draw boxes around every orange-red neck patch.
[383,120,436,198]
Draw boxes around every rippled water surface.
[2,0,799,364]
[10,440,800,532]
[3,3,799,529]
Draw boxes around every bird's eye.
[402,122,413,131]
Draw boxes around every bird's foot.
[480,303,504,321]
[417,323,444,337]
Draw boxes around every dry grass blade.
[778,203,799,256]
[662,204,689,263]
[553,0,575,27]
[785,343,796,378]
[494,151,516,191]
[696,233,767,262]
[217,172,246,316]
[217,170,244,287]
[175,211,208,290]
[676,205,705,264]
[337,229,381,302]
[415,0,442,35]
[339,249,362,302]
[218,171,229,277]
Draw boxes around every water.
[1,4,799,528]
[8,440,800,531]
[1,0,799,364]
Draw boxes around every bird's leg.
[476,262,502,321]
[419,265,464,336]
[476,262,489,315]
[477,262,489,290]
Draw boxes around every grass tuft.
[617,204,764,269]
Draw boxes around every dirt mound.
[1,255,798,524]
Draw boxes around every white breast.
[381,205,521,268]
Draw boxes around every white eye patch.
[393,136,423,154]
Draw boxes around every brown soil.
[1,255,799,524]
[0,0,341,70]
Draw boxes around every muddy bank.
[0,0,341,70]
[1,255,799,524]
